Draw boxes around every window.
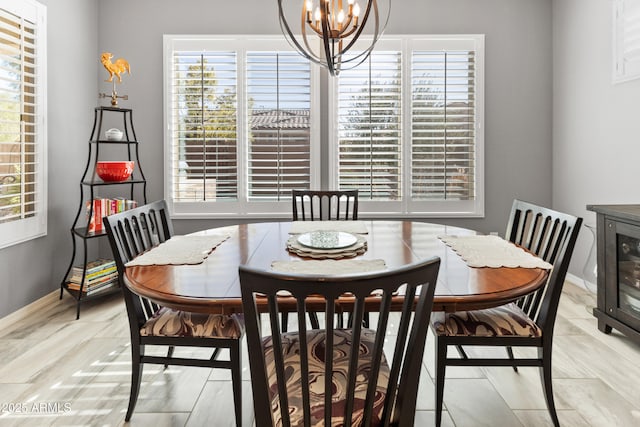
[164,36,319,217]
[613,0,640,83]
[0,0,47,249]
[164,34,483,218]
[330,36,484,216]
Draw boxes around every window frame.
[613,0,640,84]
[164,34,484,219]
[163,35,321,219]
[0,0,47,249]
[329,35,485,217]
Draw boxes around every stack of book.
[67,258,118,295]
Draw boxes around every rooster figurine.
[101,52,130,83]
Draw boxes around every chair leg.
[164,346,174,369]
[506,346,518,372]
[539,346,560,427]
[126,346,144,421]
[435,337,448,427]
[281,312,288,333]
[231,341,242,427]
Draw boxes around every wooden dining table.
[123,220,548,314]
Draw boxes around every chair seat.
[262,328,389,427]
[431,303,542,338]
[141,307,244,339]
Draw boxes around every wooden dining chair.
[289,189,361,331]
[292,189,359,221]
[430,199,582,427]
[103,200,244,425]
[240,257,440,427]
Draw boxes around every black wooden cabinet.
[587,204,640,343]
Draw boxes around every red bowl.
[96,161,134,182]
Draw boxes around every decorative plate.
[297,231,358,250]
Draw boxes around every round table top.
[124,221,548,314]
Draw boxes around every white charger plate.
[297,231,358,250]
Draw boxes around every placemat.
[271,259,387,275]
[439,235,553,269]
[126,234,230,266]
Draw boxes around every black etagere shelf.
[60,107,147,319]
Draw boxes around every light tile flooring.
[1,281,639,426]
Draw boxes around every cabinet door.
[605,219,640,330]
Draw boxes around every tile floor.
[0,281,639,426]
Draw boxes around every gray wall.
[0,0,553,318]
[553,0,640,278]
[0,0,98,317]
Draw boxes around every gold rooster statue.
[101,52,130,83]
[99,52,130,106]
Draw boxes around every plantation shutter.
[246,52,311,200]
[336,51,402,200]
[0,0,47,248]
[169,51,238,202]
[614,0,640,83]
[411,49,476,201]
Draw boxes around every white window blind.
[165,35,482,218]
[164,36,318,217]
[330,36,483,216]
[169,51,238,202]
[0,0,47,248]
[411,50,476,201]
[247,52,311,200]
[614,0,640,83]
[335,51,402,200]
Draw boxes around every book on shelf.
[86,198,138,232]
[68,270,118,287]
[71,258,115,276]
[67,277,119,294]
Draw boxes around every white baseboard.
[566,272,596,294]
[0,290,59,329]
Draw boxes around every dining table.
[123,220,549,315]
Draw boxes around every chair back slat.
[292,190,359,221]
[505,200,582,331]
[104,200,174,327]
[240,257,440,427]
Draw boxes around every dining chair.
[430,199,582,427]
[292,189,359,221]
[103,200,244,425]
[289,189,361,331]
[240,257,441,427]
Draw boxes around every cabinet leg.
[597,319,612,334]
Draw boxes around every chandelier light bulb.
[353,3,360,16]
[337,10,345,24]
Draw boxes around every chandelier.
[277,0,390,76]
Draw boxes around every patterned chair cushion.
[262,328,390,427]
[431,303,542,338]
[140,307,244,339]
